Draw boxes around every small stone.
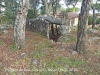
[69,68,78,72]
[41,48,48,53]
[54,54,56,57]
[3,29,7,34]
[87,29,97,34]
[50,39,53,43]
[56,42,62,45]
[72,51,78,55]
[58,48,65,51]
[35,44,38,47]
[30,52,34,55]
[18,73,23,75]
[91,37,99,40]
[19,53,26,58]
[31,59,38,65]
[37,62,42,68]
[62,48,65,51]
[73,68,78,72]
[65,64,69,68]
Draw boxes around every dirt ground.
[0,28,100,75]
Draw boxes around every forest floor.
[0,27,100,75]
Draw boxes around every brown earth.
[0,28,100,75]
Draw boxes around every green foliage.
[66,38,76,44]
[96,18,100,24]
[41,71,56,75]
[9,43,18,51]
[93,3,100,11]
[88,16,100,25]
[8,71,16,75]
[60,7,66,11]
[88,16,92,25]
[32,41,52,59]
[0,16,10,24]
[0,41,4,45]
[10,72,16,75]
[66,7,80,12]
[34,32,45,37]
[45,57,86,70]
[2,0,18,25]
[27,9,35,20]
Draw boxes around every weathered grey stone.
[19,53,26,58]
[58,25,71,35]
[3,29,7,34]
[56,42,62,45]
[50,39,54,43]
[37,62,42,68]
[30,51,34,55]
[26,18,49,36]
[87,29,97,34]
[72,51,78,55]
[90,37,99,40]
[31,59,38,65]
[0,25,5,29]
[37,15,62,24]
[26,15,63,38]
[34,44,38,47]
[65,64,69,68]
[18,73,23,75]
[69,68,78,72]
[88,37,100,42]
[41,48,48,53]
[57,47,66,51]
[57,35,69,42]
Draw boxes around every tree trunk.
[76,0,92,54]
[33,0,37,18]
[72,5,76,12]
[14,0,29,49]
[42,0,49,15]
[53,0,57,15]
[92,6,96,29]
[49,0,53,12]
[51,24,54,35]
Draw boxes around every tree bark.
[42,0,49,15]
[51,24,54,35]
[14,0,29,49]
[33,0,37,18]
[92,6,96,29]
[53,0,58,15]
[49,0,53,12]
[76,0,92,54]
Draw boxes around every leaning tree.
[76,0,92,54]
[14,0,29,49]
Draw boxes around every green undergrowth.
[66,37,76,44]
[9,43,19,51]
[0,41,4,45]
[45,57,86,69]
[31,55,87,75]
[34,32,46,37]
[29,38,54,59]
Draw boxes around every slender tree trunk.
[49,0,53,12]
[33,0,37,18]
[76,0,92,54]
[51,24,54,35]
[42,0,49,15]
[14,0,29,49]
[92,6,96,29]
[53,0,57,15]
